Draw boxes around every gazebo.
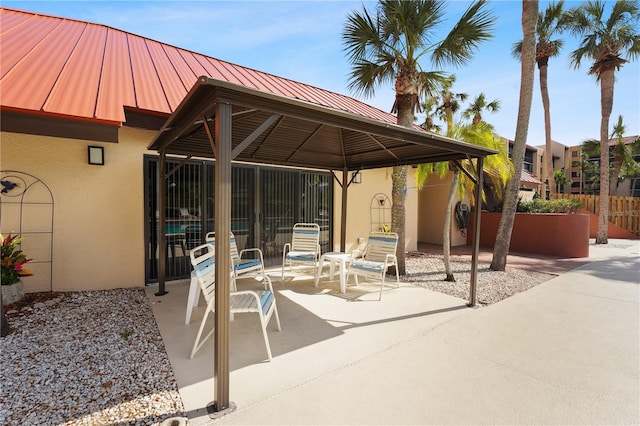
[148,77,497,415]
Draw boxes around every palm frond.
[432,0,496,68]
[581,138,601,157]
[346,60,395,98]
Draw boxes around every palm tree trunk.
[596,68,614,244]
[443,168,459,281]
[491,0,537,271]
[610,161,622,196]
[391,94,414,275]
[391,165,407,275]
[539,60,555,198]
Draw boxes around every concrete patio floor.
[147,239,639,425]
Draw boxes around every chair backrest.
[185,225,202,250]
[205,231,242,266]
[230,232,241,266]
[364,232,399,262]
[290,223,320,252]
[190,243,216,302]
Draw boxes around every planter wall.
[2,280,25,305]
[468,212,589,258]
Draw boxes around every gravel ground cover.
[0,254,555,425]
[404,251,555,305]
[0,289,184,426]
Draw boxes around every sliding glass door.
[144,157,332,282]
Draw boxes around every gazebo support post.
[211,101,235,415]
[469,156,483,307]
[340,169,348,252]
[156,149,168,296]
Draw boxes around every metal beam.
[212,102,234,413]
[469,156,484,307]
[156,150,168,296]
[232,113,281,159]
[452,159,477,185]
[340,169,348,252]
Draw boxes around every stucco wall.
[417,172,467,247]
[333,167,418,254]
[1,127,156,292]
[2,127,421,293]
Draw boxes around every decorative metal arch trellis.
[370,193,391,233]
[0,171,54,291]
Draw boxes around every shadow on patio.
[146,268,472,420]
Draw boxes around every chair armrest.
[232,290,259,297]
[283,242,291,254]
[351,249,363,259]
[239,247,264,263]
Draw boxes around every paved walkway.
[416,242,594,275]
[151,239,639,425]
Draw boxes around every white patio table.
[314,252,351,294]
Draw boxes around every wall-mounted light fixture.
[88,146,104,165]
[352,170,362,184]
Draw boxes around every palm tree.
[418,79,462,281]
[437,76,468,132]
[566,0,640,244]
[416,121,511,281]
[580,116,640,196]
[420,96,442,133]
[513,1,568,199]
[609,115,640,195]
[553,168,570,193]
[343,0,495,275]
[462,93,501,125]
[418,80,467,282]
[621,136,640,196]
[490,0,538,272]
[420,76,466,134]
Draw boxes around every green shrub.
[516,198,581,214]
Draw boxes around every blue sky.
[3,0,639,147]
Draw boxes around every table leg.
[329,260,336,281]
[339,258,346,294]
[314,256,325,288]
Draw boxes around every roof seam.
[125,33,138,110]
[0,14,63,88]
[146,38,181,110]
[93,25,110,119]
[0,13,34,79]
[42,20,90,113]
[160,44,190,93]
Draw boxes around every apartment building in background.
[535,136,639,197]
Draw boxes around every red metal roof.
[0,7,396,126]
[521,169,542,185]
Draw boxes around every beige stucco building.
[1,7,492,295]
[1,126,425,293]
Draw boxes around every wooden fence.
[557,194,640,237]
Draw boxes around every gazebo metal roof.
[149,78,496,170]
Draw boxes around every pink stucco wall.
[468,212,590,258]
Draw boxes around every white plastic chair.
[347,232,400,300]
[185,232,217,325]
[189,243,281,360]
[230,232,266,286]
[281,223,321,280]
